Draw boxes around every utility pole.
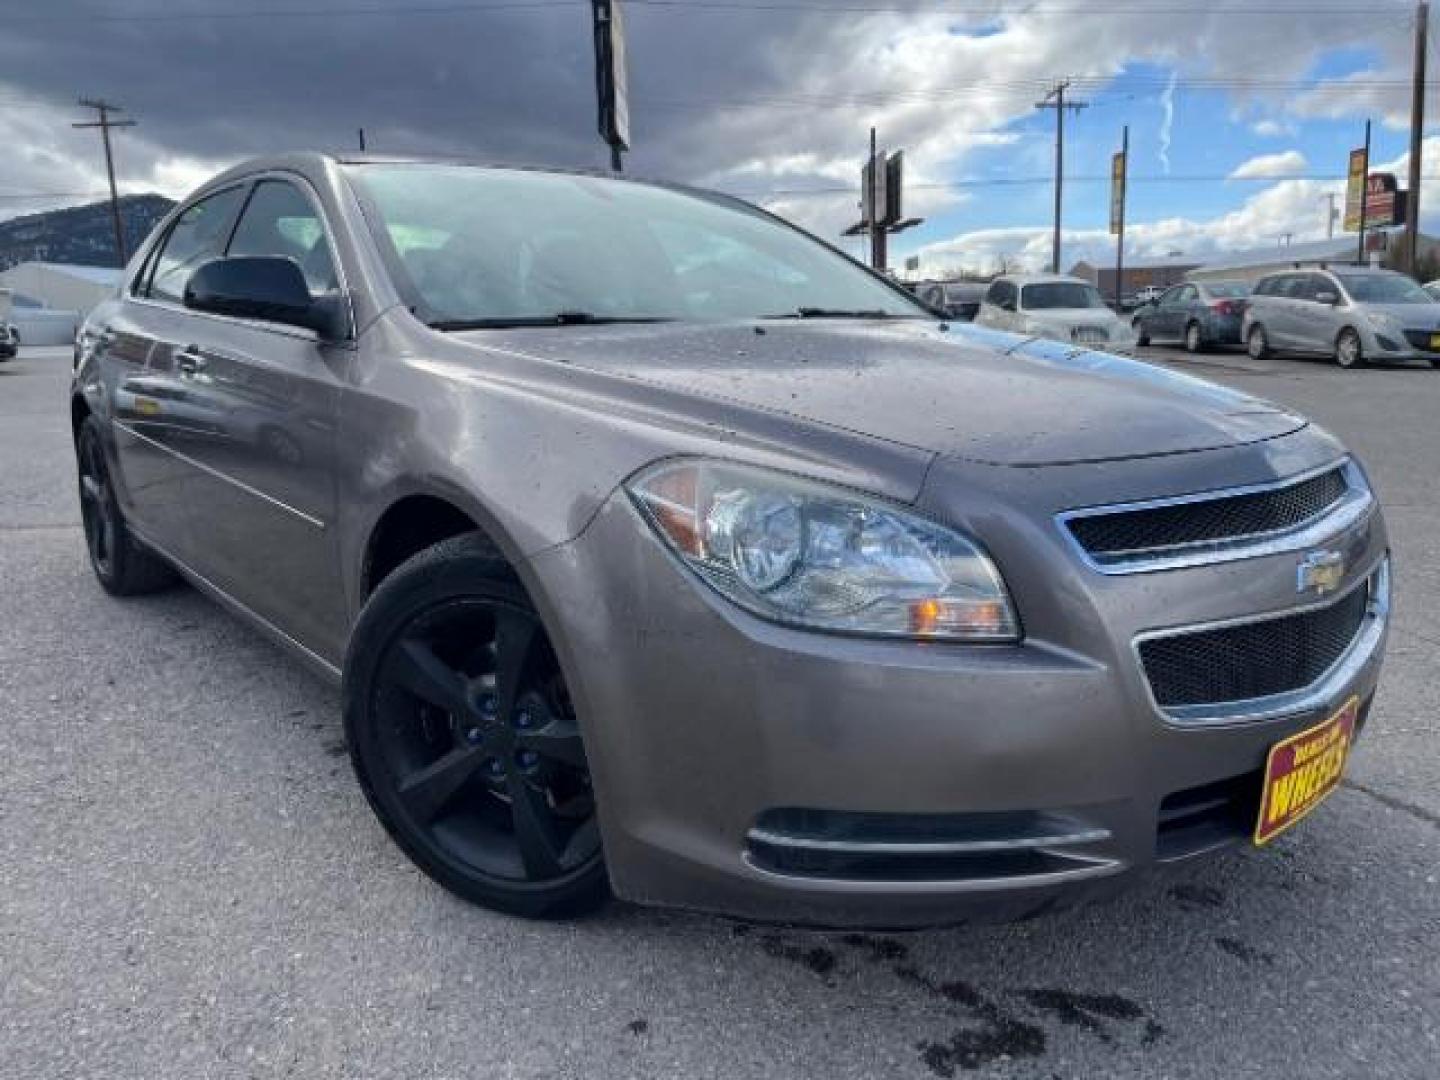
[1321,192,1339,238]
[1406,0,1428,274]
[1113,125,1128,308]
[1036,80,1087,274]
[358,127,367,152]
[73,98,136,269]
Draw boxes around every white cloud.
[912,174,1349,277]
[1228,150,1309,180]
[1252,118,1296,138]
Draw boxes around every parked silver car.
[72,155,1389,926]
[976,274,1138,351]
[1132,280,1250,352]
[1243,266,1440,368]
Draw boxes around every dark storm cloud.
[0,1,825,184]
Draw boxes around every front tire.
[343,533,607,919]
[76,415,176,596]
[1335,328,1365,369]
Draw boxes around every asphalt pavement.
[2,343,1438,1080]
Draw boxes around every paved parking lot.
[3,342,1438,1080]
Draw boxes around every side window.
[146,186,247,303]
[1178,285,1198,303]
[1158,286,1182,305]
[1291,275,1321,302]
[1308,274,1334,301]
[227,179,339,295]
[999,281,1017,309]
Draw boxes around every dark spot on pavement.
[760,934,837,978]
[1023,988,1146,1043]
[1216,936,1275,966]
[626,1018,649,1036]
[838,933,909,963]
[1169,883,1225,910]
[897,966,1046,1075]
[1143,1019,1165,1045]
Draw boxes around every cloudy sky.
[0,0,1434,274]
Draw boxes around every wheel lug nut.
[486,757,505,777]
[517,750,539,769]
[514,710,533,729]
[479,694,497,717]
[465,727,483,745]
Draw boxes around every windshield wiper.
[768,307,898,320]
[429,311,674,331]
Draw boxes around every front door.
[169,177,350,660]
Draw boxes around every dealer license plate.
[1254,697,1358,846]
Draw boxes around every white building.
[0,262,123,345]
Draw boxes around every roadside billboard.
[1109,150,1126,236]
[1343,147,1367,231]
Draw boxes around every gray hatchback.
[72,155,1390,926]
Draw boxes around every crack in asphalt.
[1341,779,1440,829]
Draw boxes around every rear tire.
[343,533,608,919]
[1335,328,1364,369]
[1246,324,1271,361]
[1133,318,1150,347]
[76,415,177,596]
[1184,321,1205,354]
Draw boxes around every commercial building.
[1186,230,1440,284]
[0,262,122,345]
[1070,253,1200,299]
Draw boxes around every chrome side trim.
[128,524,342,684]
[1057,458,1371,575]
[1133,558,1389,729]
[113,419,326,531]
[745,826,1112,855]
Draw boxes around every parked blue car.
[1132,280,1250,352]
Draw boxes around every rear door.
[167,176,351,659]
[103,184,249,565]
[1288,273,1332,352]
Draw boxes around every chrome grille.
[1065,465,1350,566]
[1071,326,1108,344]
[1138,579,1371,709]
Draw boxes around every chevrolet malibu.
[71,155,1390,926]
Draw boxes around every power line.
[0,0,1415,21]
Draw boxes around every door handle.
[175,347,207,376]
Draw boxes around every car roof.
[996,273,1090,285]
[194,151,739,208]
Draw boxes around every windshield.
[1021,282,1107,310]
[1336,273,1433,304]
[345,164,927,326]
[1206,282,1250,298]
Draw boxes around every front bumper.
[1359,323,1439,365]
[526,442,1390,928]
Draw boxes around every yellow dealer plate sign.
[1254,697,1358,846]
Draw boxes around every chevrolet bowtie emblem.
[1297,550,1346,596]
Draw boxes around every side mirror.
[185,256,345,339]
[1315,290,1339,306]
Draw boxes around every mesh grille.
[1068,467,1348,560]
[1139,583,1371,708]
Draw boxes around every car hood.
[1023,308,1127,330]
[1361,302,1440,328]
[458,320,1306,467]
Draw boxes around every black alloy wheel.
[76,415,175,596]
[344,534,606,918]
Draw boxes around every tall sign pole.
[592,0,630,172]
[73,98,136,268]
[1406,0,1428,274]
[1111,126,1128,307]
[1357,119,1372,265]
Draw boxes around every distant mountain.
[0,195,176,272]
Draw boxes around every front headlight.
[626,460,1019,642]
